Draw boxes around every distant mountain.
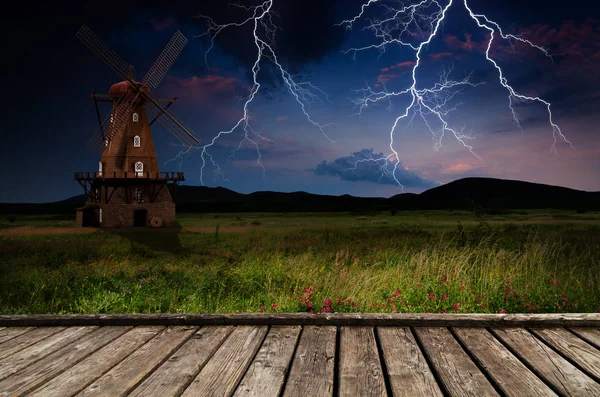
[1,177,598,214]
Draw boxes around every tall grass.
[0,213,598,314]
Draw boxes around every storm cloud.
[309,149,439,188]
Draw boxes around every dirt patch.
[0,226,99,236]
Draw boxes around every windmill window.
[135,188,144,203]
[110,113,114,123]
[133,135,141,147]
[98,162,103,176]
[133,113,139,122]
[135,161,144,176]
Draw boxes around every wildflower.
[442,293,447,301]
[441,274,447,283]
[388,297,393,303]
[300,297,307,303]
[460,285,465,291]
[271,303,278,310]
[259,306,266,312]
[393,288,400,298]
[337,298,343,305]
[417,283,422,287]
[453,303,460,311]
[392,305,397,313]
[429,292,436,300]
[307,302,313,308]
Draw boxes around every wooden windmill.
[74,25,200,228]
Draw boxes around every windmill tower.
[74,25,200,228]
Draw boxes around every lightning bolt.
[186,1,334,185]
[339,0,574,189]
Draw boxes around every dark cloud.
[308,149,439,188]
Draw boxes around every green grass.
[0,210,599,314]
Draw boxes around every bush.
[6,215,16,223]
[576,208,586,214]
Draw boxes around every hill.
[0,177,598,214]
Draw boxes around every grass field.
[1,210,599,314]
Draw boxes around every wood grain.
[377,327,443,397]
[28,326,164,397]
[1,313,599,327]
[453,328,557,396]
[0,326,130,396]
[282,326,336,397]
[338,326,387,397]
[233,325,301,397]
[0,326,96,382]
[413,327,499,397]
[492,327,600,396]
[569,327,600,349]
[0,327,64,360]
[0,328,35,345]
[129,326,234,397]
[79,326,197,397]
[530,327,600,380]
[181,325,268,397]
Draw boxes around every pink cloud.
[164,74,240,104]
[441,161,478,174]
[444,32,483,52]
[429,52,456,61]
[276,116,288,121]
[489,19,600,79]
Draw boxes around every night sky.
[1,0,598,203]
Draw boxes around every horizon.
[2,0,599,203]
[3,176,599,205]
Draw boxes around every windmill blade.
[142,31,188,89]
[76,25,136,82]
[86,92,140,154]
[147,100,201,148]
[87,111,111,154]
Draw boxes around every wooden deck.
[0,314,599,396]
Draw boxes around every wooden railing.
[74,171,184,181]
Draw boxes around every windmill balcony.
[74,171,184,182]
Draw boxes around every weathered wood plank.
[0,326,96,382]
[79,326,197,397]
[492,327,600,396]
[569,327,600,349]
[282,326,336,397]
[530,327,600,380]
[413,327,499,397]
[129,326,234,397]
[453,328,557,396]
[27,326,164,397]
[181,325,268,397]
[0,327,65,360]
[0,328,35,345]
[377,327,443,397]
[0,326,130,396]
[233,325,301,397]
[1,313,600,327]
[338,326,387,397]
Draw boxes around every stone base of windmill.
[96,202,176,228]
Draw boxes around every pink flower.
[429,292,436,300]
[499,309,506,314]
[460,285,465,291]
[337,298,343,305]
[271,303,278,310]
[392,305,397,313]
[442,293,447,301]
[441,274,447,282]
[307,302,313,308]
[259,306,266,312]
[300,297,307,303]
[393,289,400,298]
[388,297,393,303]
[453,303,460,311]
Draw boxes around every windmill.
[74,25,200,228]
